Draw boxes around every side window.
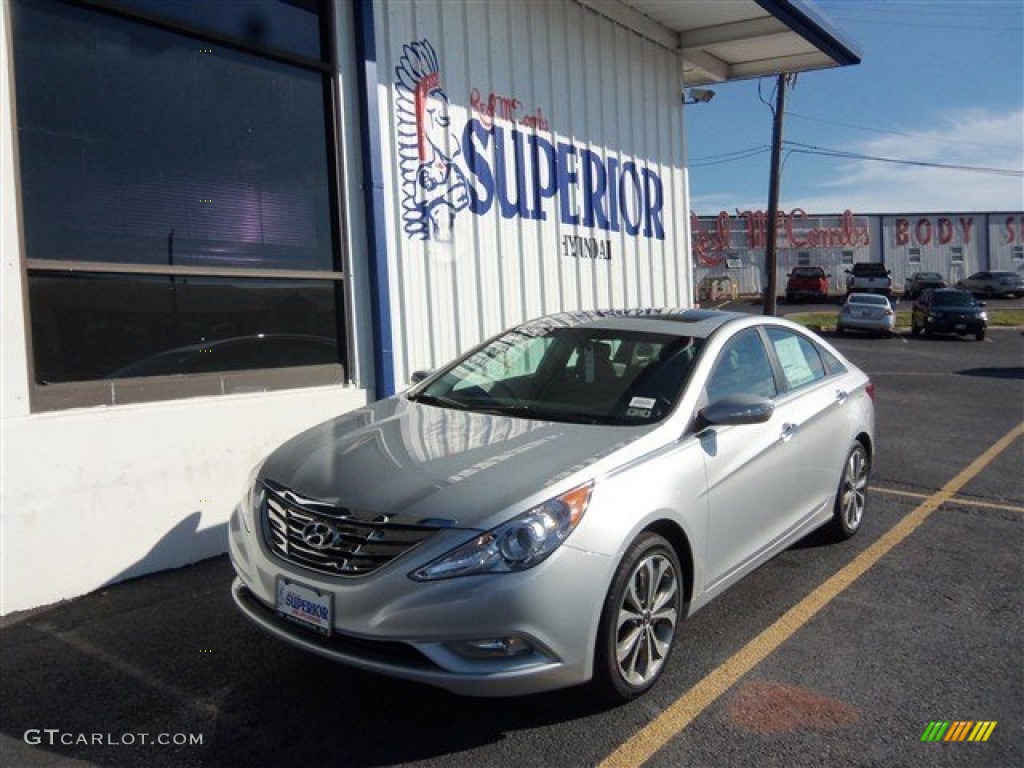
[766,328,828,391]
[706,330,777,401]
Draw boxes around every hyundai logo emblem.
[301,521,338,551]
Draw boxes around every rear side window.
[765,328,827,391]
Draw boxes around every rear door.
[764,327,852,524]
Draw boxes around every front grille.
[261,482,443,577]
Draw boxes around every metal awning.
[578,0,861,85]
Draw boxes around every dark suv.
[911,289,987,341]
[785,266,830,303]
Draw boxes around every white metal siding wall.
[882,214,984,289]
[988,213,1024,271]
[693,211,873,297]
[373,0,689,385]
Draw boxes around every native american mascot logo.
[395,40,469,241]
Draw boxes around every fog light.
[446,637,534,659]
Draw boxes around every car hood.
[259,396,655,529]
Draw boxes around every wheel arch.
[854,431,874,464]
[641,519,694,614]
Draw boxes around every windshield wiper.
[408,393,470,410]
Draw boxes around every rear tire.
[593,533,682,703]
[828,442,870,541]
[976,329,986,341]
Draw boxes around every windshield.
[848,295,888,306]
[411,325,704,425]
[933,292,978,308]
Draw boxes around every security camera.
[685,88,716,104]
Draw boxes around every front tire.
[593,533,682,702]
[829,442,870,540]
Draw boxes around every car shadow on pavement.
[0,556,615,768]
[956,367,1024,380]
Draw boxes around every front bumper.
[229,506,614,696]
[925,316,986,334]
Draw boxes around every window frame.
[703,328,780,404]
[12,0,352,411]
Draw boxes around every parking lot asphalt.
[2,324,1022,768]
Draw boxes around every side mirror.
[410,370,433,384]
[978,301,987,308]
[698,395,774,429]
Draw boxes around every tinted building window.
[105,0,325,60]
[29,273,339,383]
[10,0,346,405]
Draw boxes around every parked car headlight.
[243,462,266,533]
[411,482,593,580]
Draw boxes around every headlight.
[410,482,593,581]
[243,462,266,533]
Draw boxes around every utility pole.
[762,73,789,317]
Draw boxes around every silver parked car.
[230,310,875,701]
[956,270,1024,298]
[837,293,896,336]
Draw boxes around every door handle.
[781,422,798,442]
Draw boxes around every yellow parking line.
[873,486,1024,514]
[600,422,1024,768]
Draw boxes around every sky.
[684,0,1024,216]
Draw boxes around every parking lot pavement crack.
[873,486,1024,514]
[34,621,223,720]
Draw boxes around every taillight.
[865,382,876,401]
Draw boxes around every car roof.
[522,309,745,339]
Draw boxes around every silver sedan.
[837,293,896,336]
[229,310,875,701]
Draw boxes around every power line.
[783,140,1024,177]
[784,111,1023,152]
[689,146,771,167]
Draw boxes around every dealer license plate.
[276,578,332,635]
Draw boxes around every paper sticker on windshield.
[630,397,657,409]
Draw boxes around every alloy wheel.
[839,446,868,531]
[615,552,679,686]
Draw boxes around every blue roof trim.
[754,0,863,67]
[353,0,396,399]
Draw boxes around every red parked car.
[785,266,830,303]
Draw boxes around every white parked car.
[230,309,876,701]
[837,293,896,336]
